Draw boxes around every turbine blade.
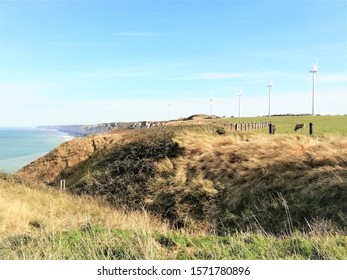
[313,59,318,71]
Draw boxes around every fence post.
[60,180,66,191]
[268,123,272,134]
[309,123,313,135]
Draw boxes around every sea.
[0,127,73,174]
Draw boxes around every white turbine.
[167,102,173,121]
[267,80,273,116]
[168,103,171,121]
[236,87,243,118]
[309,60,318,116]
[209,93,214,116]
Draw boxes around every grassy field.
[215,115,347,135]
[1,176,346,260]
[4,115,347,259]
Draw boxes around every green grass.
[1,224,346,260]
[215,115,347,136]
[8,116,347,259]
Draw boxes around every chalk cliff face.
[40,121,166,136]
[16,132,124,184]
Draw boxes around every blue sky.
[0,0,346,126]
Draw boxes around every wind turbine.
[167,101,173,121]
[309,60,318,116]
[267,80,273,116]
[209,93,214,116]
[236,87,243,118]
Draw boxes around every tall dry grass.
[13,125,347,234]
[0,177,169,239]
[149,130,347,233]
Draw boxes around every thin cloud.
[173,71,347,84]
[318,74,347,83]
[197,72,244,80]
[49,41,114,47]
[175,71,283,81]
[115,31,169,37]
[79,69,148,78]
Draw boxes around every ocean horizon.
[0,127,73,174]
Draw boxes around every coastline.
[0,152,47,174]
[0,128,75,174]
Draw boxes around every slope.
[16,124,347,234]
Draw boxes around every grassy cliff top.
[2,116,347,259]
[15,119,347,235]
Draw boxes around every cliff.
[39,120,166,136]
[16,124,347,234]
[16,132,124,184]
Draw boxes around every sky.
[0,0,346,126]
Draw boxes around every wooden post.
[60,180,66,191]
[268,123,273,134]
[309,123,313,135]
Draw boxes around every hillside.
[0,174,168,240]
[16,132,124,184]
[2,175,347,260]
[16,123,347,235]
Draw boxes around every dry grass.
[1,125,347,259]
[15,125,347,234]
[149,129,347,233]
[16,132,125,185]
[0,177,169,239]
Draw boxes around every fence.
[230,121,270,131]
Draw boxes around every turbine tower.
[236,87,243,118]
[267,80,272,116]
[209,93,213,116]
[168,103,171,121]
[309,60,318,116]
